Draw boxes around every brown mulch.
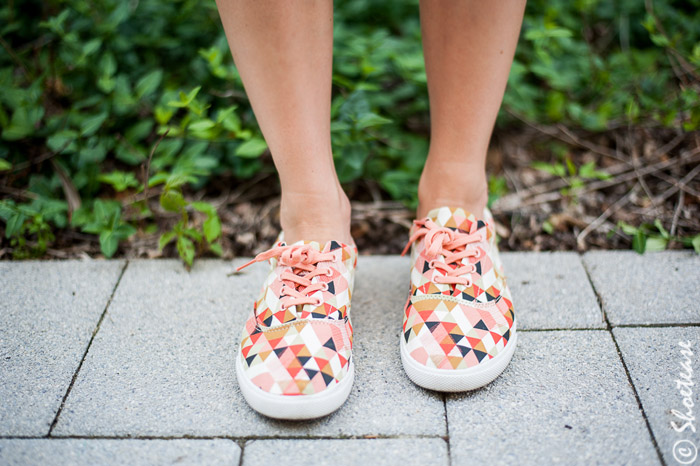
[5,124,700,260]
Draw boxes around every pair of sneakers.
[235,206,517,419]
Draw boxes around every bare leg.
[215,0,351,244]
[417,0,526,218]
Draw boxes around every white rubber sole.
[400,325,517,392]
[235,352,354,420]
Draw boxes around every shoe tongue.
[427,206,479,232]
[286,239,322,251]
[284,239,349,253]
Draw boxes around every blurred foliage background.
[1,0,699,262]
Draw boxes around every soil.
[4,125,699,260]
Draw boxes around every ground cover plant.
[1,0,698,263]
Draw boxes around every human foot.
[399,206,516,391]
[235,238,357,419]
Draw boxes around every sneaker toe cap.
[403,297,514,370]
[240,320,352,395]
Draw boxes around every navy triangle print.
[323,337,336,351]
[473,349,488,362]
[321,371,335,385]
[474,320,489,331]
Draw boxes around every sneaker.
[235,237,357,419]
[400,206,516,391]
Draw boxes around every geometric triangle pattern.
[239,239,358,395]
[403,206,516,370]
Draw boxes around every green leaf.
[188,119,216,132]
[579,161,611,180]
[524,27,573,41]
[80,112,108,137]
[98,171,140,192]
[203,214,221,243]
[168,86,201,108]
[176,235,195,266]
[135,70,163,99]
[632,230,646,254]
[190,201,216,216]
[209,242,223,256]
[164,173,196,189]
[115,223,137,238]
[645,236,668,252]
[235,138,268,158]
[531,161,566,177]
[81,38,102,58]
[565,158,576,177]
[154,105,174,125]
[2,106,45,141]
[46,130,78,153]
[692,235,700,254]
[99,230,119,258]
[217,106,240,132]
[99,52,117,78]
[542,220,554,234]
[617,221,638,236]
[147,172,170,187]
[0,159,11,171]
[160,189,186,212]
[5,212,26,238]
[158,231,176,250]
[653,219,669,239]
[356,112,392,129]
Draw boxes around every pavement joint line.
[1,434,447,441]
[581,259,667,466]
[519,325,700,332]
[613,322,700,328]
[237,439,246,466]
[46,260,130,437]
[576,253,608,324]
[441,393,452,466]
[519,327,609,332]
[605,327,667,466]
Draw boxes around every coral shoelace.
[401,218,485,287]
[237,243,336,311]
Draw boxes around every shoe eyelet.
[428,260,436,268]
[474,249,482,258]
[314,298,322,306]
[471,265,477,274]
[321,283,329,291]
[325,268,334,277]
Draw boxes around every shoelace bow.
[237,243,336,311]
[401,218,485,287]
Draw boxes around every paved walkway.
[1,251,699,466]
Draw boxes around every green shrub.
[1,0,697,261]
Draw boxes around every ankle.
[280,184,352,245]
[417,165,488,219]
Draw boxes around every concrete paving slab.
[0,260,125,436]
[0,439,240,466]
[614,326,700,466]
[447,330,659,466]
[54,257,445,437]
[501,252,604,329]
[583,251,700,325]
[242,438,448,466]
